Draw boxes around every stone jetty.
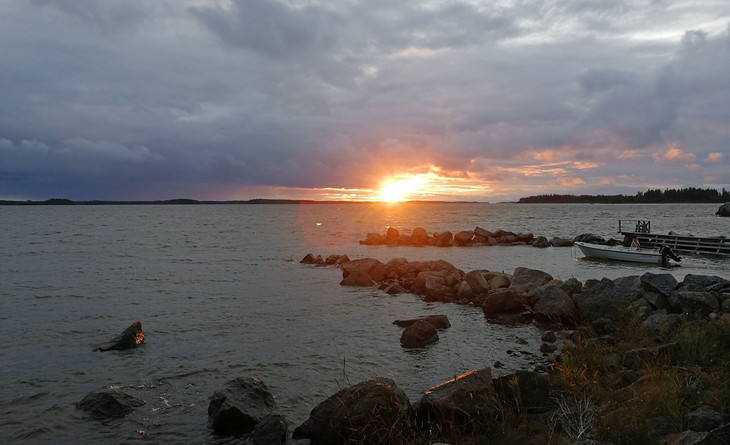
[360,226,594,248]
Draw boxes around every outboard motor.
[659,245,682,266]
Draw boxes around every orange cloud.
[653,144,696,163]
[684,164,701,171]
[618,150,640,160]
[706,152,723,162]
[557,177,585,186]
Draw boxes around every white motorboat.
[575,241,682,265]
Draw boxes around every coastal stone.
[488,273,512,290]
[687,405,728,432]
[454,230,475,246]
[559,277,583,296]
[465,270,491,294]
[613,275,642,288]
[642,290,670,310]
[511,267,553,290]
[77,388,145,419]
[542,331,557,342]
[532,284,578,324]
[324,254,349,265]
[574,233,606,244]
[644,416,676,442]
[516,232,535,244]
[385,227,399,242]
[97,321,144,351]
[293,377,416,445]
[360,233,385,245]
[300,253,318,264]
[531,236,550,248]
[400,319,439,348]
[540,343,557,353]
[435,231,454,246]
[415,368,494,433]
[474,226,493,239]
[550,237,574,247]
[573,278,642,322]
[382,282,407,294]
[340,270,376,287]
[641,272,678,297]
[208,377,279,435]
[673,290,720,316]
[251,414,288,445]
[341,258,386,282]
[481,288,526,314]
[716,202,730,217]
[456,280,475,301]
[412,271,456,302]
[393,315,451,330]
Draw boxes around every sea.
[1,202,729,443]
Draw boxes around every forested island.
[518,187,730,204]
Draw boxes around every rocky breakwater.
[358,226,612,249]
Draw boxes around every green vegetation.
[519,187,730,203]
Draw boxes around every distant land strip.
[0,198,482,206]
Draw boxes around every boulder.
[415,368,494,433]
[412,272,456,302]
[324,254,349,265]
[687,405,729,432]
[481,288,526,314]
[574,233,606,244]
[360,233,386,245]
[455,280,475,301]
[474,226,493,239]
[642,310,683,336]
[465,270,491,294]
[550,237,574,247]
[300,253,319,264]
[511,267,553,290]
[488,273,512,290]
[340,271,377,287]
[435,231,453,247]
[672,290,720,316]
[385,227,399,242]
[97,321,144,351]
[251,414,288,445]
[411,227,430,244]
[393,315,451,330]
[716,203,730,217]
[559,277,583,296]
[492,371,555,414]
[454,230,475,246]
[293,377,416,445]
[341,258,386,282]
[531,236,550,248]
[532,284,578,324]
[573,278,642,322]
[77,388,145,419]
[641,272,678,297]
[683,274,730,291]
[208,377,279,435]
[400,319,439,348]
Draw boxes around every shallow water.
[1,203,728,443]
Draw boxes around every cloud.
[1,1,729,201]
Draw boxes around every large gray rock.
[293,377,416,445]
[492,371,555,414]
[454,230,475,246]
[550,237,574,247]
[481,288,527,315]
[77,388,145,419]
[641,272,678,297]
[400,319,439,348]
[716,203,730,217]
[672,290,720,316]
[251,414,288,445]
[511,267,553,290]
[208,377,279,435]
[532,284,578,324]
[574,278,642,322]
[435,231,454,247]
[415,367,494,433]
[412,271,456,302]
[393,315,450,330]
[687,405,729,432]
[531,236,550,248]
[97,321,144,351]
[465,270,491,294]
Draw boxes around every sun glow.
[378,176,425,202]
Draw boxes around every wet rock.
[488,273,512,290]
[481,288,526,314]
[474,226,493,239]
[465,270,491,294]
[324,254,349,265]
[415,368,494,434]
[456,280,475,301]
[531,236,550,248]
[300,253,319,264]
[412,271,456,302]
[340,271,376,287]
[393,315,451,330]
[574,233,606,244]
[381,282,407,294]
[716,203,730,217]
[550,237,574,247]
[385,227,399,243]
[435,231,454,247]
[77,388,145,419]
[542,331,557,343]
[360,233,386,245]
[614,275,642,288]
[341,258,386,283]
[540,343,558,353]
[97,321,144,351]
[400,320,439,348]
[208,377,279,435]
[293,377,416,445]
[453,230,474,246]
[673,290,720,316]
[493,371,555,414]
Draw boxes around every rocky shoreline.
[77,254,730,444]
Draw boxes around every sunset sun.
[378,176,425,202]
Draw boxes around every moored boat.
[575,241,681,265]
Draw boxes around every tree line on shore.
[519,187,730,204]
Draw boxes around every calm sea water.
[1,203,728,443]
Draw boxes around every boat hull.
[575,242,663,264]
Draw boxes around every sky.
[1,0,729,202]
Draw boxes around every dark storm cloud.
[0,1,728,200]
